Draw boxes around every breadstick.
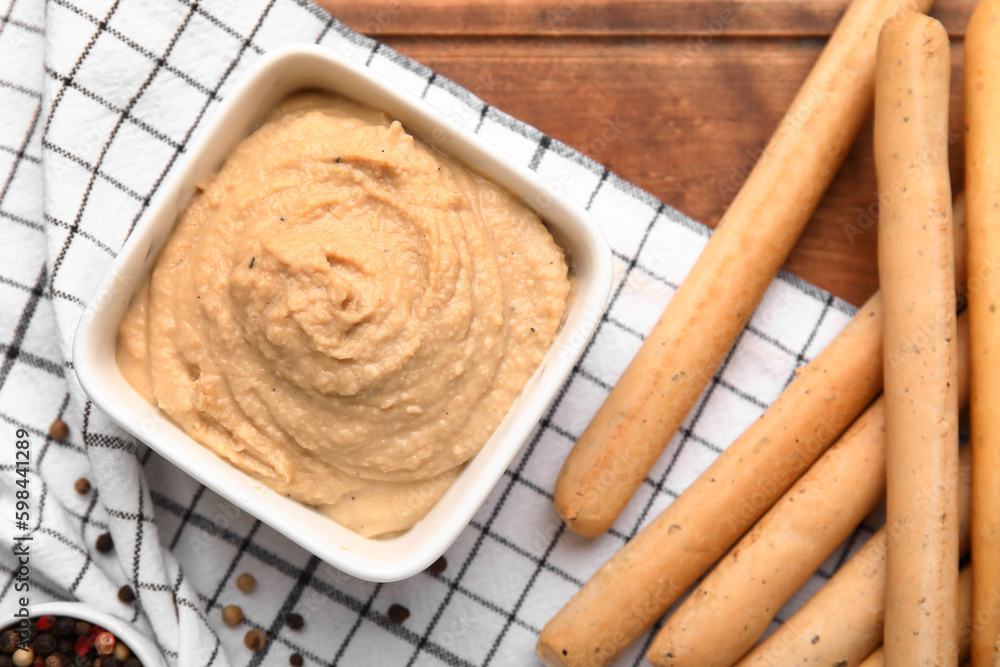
[647,312,969,667]
[735,445,972,667]
[965,2,1000,663]
[876,13,958,665]
[553,0,933,538]
[858,565,973,667]
[536,195,965,666]
[537,195,967,667]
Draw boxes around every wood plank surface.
[330,0,974,37]
[321,0,974,306]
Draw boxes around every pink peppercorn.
[94,632,115,656]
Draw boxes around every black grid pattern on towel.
[0,0,886,665]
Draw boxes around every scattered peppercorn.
[387,604,410,624]
[235,574,255,594]
[74,622,92,638]
[284,613,303,631]
[56,638,73,654]
[45,655,63,667]
[48,420,69,441]
[99,657,120,667]
[243,630,265,652]
[221,606,242,628]
[428,556,447,574]
[94,533,113,554]
[73,479,90,496]
[116,586,134,605]
[289,654,303,667]
[75,656,93,667]
[0,654,12,667]
[123,658,140,667]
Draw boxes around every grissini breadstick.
[735,444,972,667]
[858,565,973,667]
[553,0,933,538]
[965,2,1000,663]
[646,312,970,667]
[875,13,958,665]
[537,195,968,667]
[540,294,881,667]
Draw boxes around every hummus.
[116,93,572,537]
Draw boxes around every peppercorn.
[221,606,242,627]
[48,420,69,441]
[284,613,303,631]
[98,657,118,667]
[73,636,92,656]
[11,647,32,667]
[243,629,265,652]
[289,655,303,667]
[111,643,128,662]
[93,633,113,657]
[428,556,447,574]
[73,623,91,638]
[53,619,74,639]
[235,574,255,593]
[0,654,11,667]
[55,640,72,656]
[45,656,63,667]
[116,586,134,605]
[72,655,92,667]
[34,634,54,655]
[94,534,113,555]
[122,659,140,667]
[1,629,20,652]
[387,604,410,624]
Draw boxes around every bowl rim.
[72,43,614,582]
[19,601,167,667]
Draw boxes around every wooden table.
[322,0,975,307]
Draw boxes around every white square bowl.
[73,45,613,582]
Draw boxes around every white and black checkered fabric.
[0,0,884,665]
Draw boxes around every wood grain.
[330,0,974,37]
[321,1,972,306]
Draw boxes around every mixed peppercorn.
[0,615,141,667]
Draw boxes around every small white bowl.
[24,601,166,666]
[73,45,613,582]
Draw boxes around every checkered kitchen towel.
[0,0,879,665]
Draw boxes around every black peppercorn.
[95,533,113,554]
[0,630,19,652]
[387,604,410,624]
[116,586,134,604]
[34,633,55,654]
[54,618,75,638]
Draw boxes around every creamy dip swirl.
[116,94,572,537]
